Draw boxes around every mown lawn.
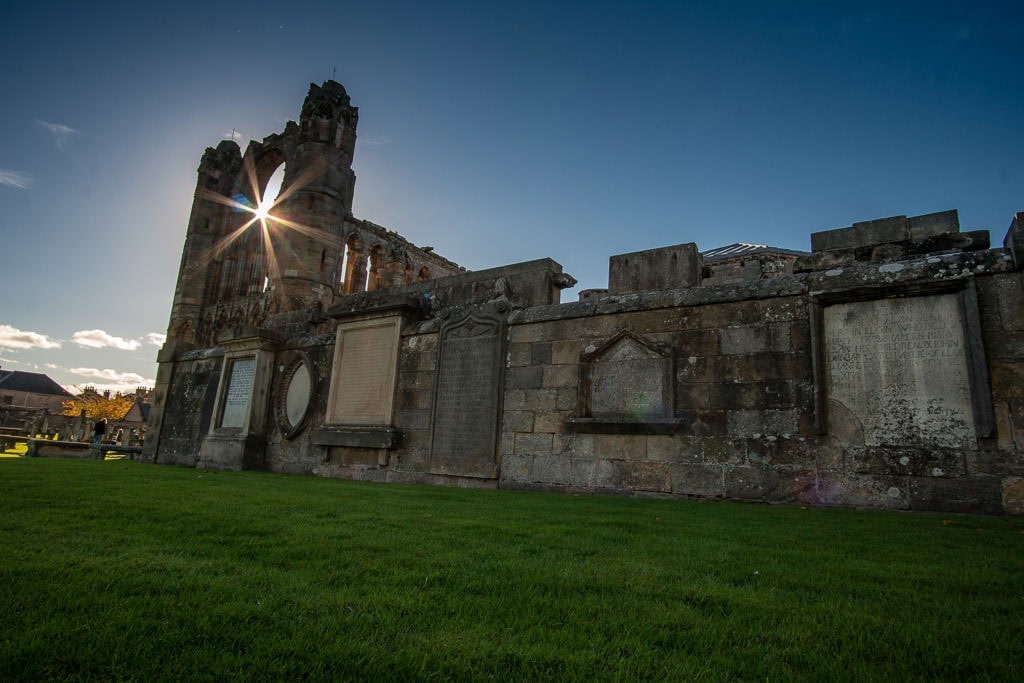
[0,458,1021,681]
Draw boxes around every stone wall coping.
[503,248,1016,327]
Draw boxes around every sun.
[254,202,272,222]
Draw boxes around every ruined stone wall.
[494,254,1021,513]
[147,81,1023,514]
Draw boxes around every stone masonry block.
[506,366,543,390]
[556,388,577,411]
[702,437,745,464]
[504,389,526,411]
[719,326,770,355]
[756,298,808,324]
[608,242,701,295]
[646,435,702,463]
[533,411,565,433]
[502,410,534,433]
[395,409,431,431]
[811,215,909,252]
[677,329,720,355]
[909,476,1003,514]
[515,432,553,456]
[500,452,532,481]
[569,457,599,487]
[509,323,546,344]
[506,342,532,367]
[745,436,814,467]
[848,448,967,478]
[523,389,558,411]
[532,454,571,484]
[908,209,959,240]
[989,362,1024,398]
[552,340,583,365]
[500,431,515,457]
[709,381,799,411]
[724,465,813,502]
[671,463,724,497]
[991,273,1024,331]
[676,383,710,410]
[726,409,800,437]
[817,474,909,509]
[769,323,792,352]
[1002,211,1024,269]
[542,364,577,388]
[531,342,552,365]
[1003,477,1024,515]
[611,460,672,493]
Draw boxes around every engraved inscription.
[220,357,255,429]
[824,295,975,448]
[430,314,503,478]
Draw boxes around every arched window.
[366,245,385,292]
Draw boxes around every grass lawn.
[0,458,1021,681]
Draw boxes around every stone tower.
[166,80,359,345]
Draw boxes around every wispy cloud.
[69,367,151,384]
[37,120,78,150]
[223,129,246,143]
[0,170,34,189]
[360,135,392,146]
[71,329,140,350]
[66,368,153,394]
[145,332,167,347]
[0,324,61,350]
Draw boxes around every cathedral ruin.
[144,80,1024,514]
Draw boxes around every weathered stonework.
[145,81,1024,514]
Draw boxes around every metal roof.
[701,243,809,262]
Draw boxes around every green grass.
[1,459,1021,681]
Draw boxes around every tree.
[62,392,135,420]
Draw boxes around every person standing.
[92,418,107,445]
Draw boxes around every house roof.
[0,370,73,397]
[701,243,809,262]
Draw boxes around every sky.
[0,1,1021,395]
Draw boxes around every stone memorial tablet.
[285,363,312,426]
[275,354,314,439]
[220,357,255,429]
[326,317,401,425]
[824,294,976,448]
[430,313,504,478]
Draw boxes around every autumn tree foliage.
[62,388,135,420]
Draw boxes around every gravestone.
[824,294,976,448]
[429,312,505,478]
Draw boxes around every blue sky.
[1,1,1021,394]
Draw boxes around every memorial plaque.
[824,294,976,448]
[589,336,671,419]
[285,364,312,426]
[326,317,401,425]
[220,357,255,429]
[275,354,315,439]
[430,313,504,478]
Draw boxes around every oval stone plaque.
[275,354,315,439]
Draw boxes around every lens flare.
[190,155,333,281]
